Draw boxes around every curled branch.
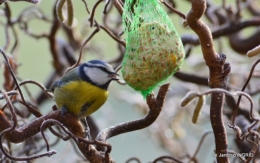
[186,1,230,162]
[88,0,103,27]
[152,155,183,163]
[181,88,255,122]
[0,92,56,161]
[96,84,170,142]
[66,21,100,72]
[231,59,260,126]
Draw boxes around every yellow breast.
[53,81,109,118]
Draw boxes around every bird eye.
[100,67,106,72]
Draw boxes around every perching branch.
[0,92,56,161]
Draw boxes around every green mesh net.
[121,0,185,98]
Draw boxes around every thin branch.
[18,80,53,98]
[88,0,103,27]
[103,0,111,14]
[231,59,260,126]
[41,119,79,151]
[0,49,25,104]
[152,155,183,163]
[189,131,212,163]
[66,22,100,73]
[81,0,90,14]
[111,0,123,16]
[160,0,186,20]
[8,0,40,3]
[125,157,141,163]
[99,25,126,47]
[0,91,17,100]
[174,71,208,86]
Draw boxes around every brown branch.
[49,2,64,75]
[125,157,141,163]
[182,17,260,47]
[0,108,116,162]
[0,0,40,5]
[0,48,43,118]
[174,71,208,86]
[66,21,100,72]
[8,0,39,3]
[103,0,111,14]
[0,110,83,143]
[152,156,183,163]
[3,3,11,51]
[62,26,81,51]
[186,1,230,163]
[229,29,260,54]
[111,0,123,16]
[231,59,260,126]
[187,2,219,64]
[0,92,56,161]
[81,0,90,14]
[99,25,126,47]
[189,130,212,162]
[96,84,170,143]
[152,155,183,163]
[36,71,57,104]
[160,0,186,20]
[244,0,260,16]
[88,0,103,27]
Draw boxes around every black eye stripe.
[85,65,114,74]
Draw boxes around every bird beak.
[109,72,120,80]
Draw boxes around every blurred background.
[0,0,259,162]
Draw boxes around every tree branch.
[186,1,230,162]
[96,84,170,143]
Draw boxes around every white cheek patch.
[83,67,109,86]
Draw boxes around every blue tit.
[51,60,119,118]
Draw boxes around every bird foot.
[61,106,68,117]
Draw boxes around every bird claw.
[61,106,67,117]
[83,127,91,140]
[81,118,91,140]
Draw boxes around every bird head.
[79,60,119,90]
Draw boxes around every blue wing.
[50,67,81,92]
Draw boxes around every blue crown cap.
[88,60,106,65]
